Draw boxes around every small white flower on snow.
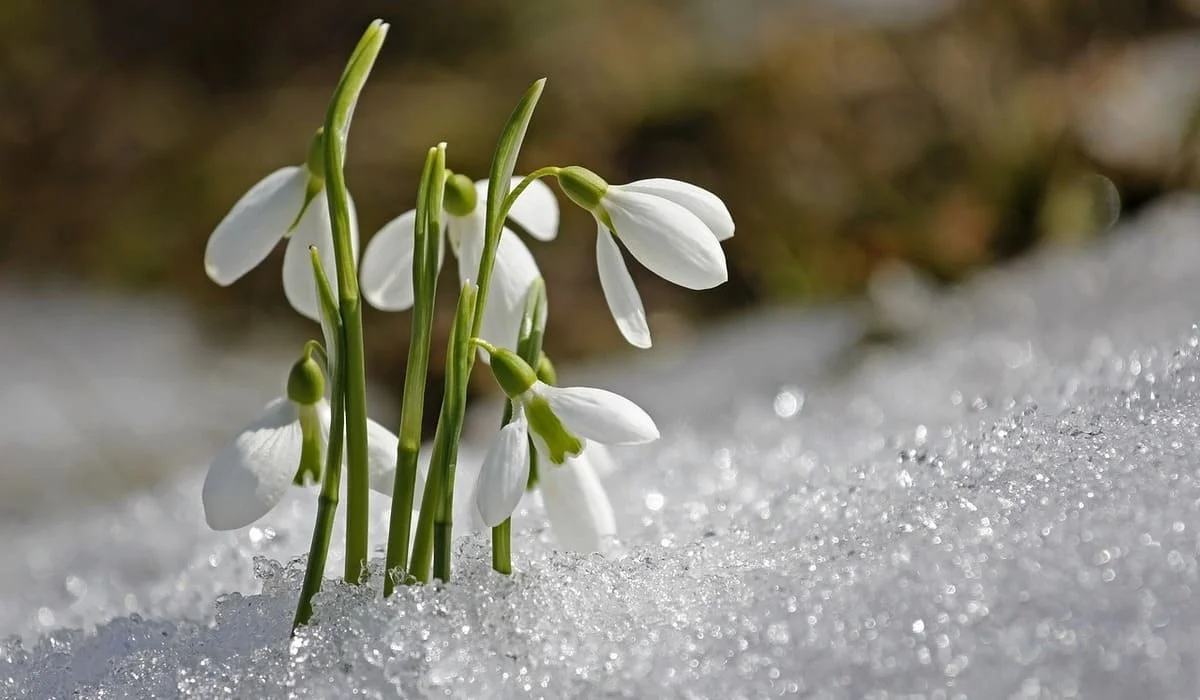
[558,167,734,349]
[359,175,558,351]
[204,160,360,322]
[201,396,409,531]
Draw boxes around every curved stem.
[502,167,560,217]
[292,352,345,631]
[322,21,387,583]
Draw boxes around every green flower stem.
[292,360,345,630]
[322,20,387,583]
[434,284,476,582]
[407,428,445,583]
[413,79,546,583]
[490,278,548,574]
[294,250,347,632]
[471,80,545,344]
[491,520,512,574]
[410,284,476,582]
[503,166,561,218]
[384,144,447,596]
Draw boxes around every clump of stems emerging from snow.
[197,19,735,633]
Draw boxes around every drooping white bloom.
[473,404,531,527]
[484,343,660,465]
[538,444,617,553]
[558,168,734,349]
[204,165,360,322]
[468,431,618,553]
[201,396,408,531]
[359,176,558,351]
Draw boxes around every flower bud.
[535,354,557,385]
[487,346,538,398]
[443,173,478,217]
[287,355,326,406]
[557,166,608,212]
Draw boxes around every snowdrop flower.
[478,341,658,463]
[472,405,531,527]
[204,129,359,321]
[201,355,407,531]
[470,412,618,552]
[360,173,558,351]
[556,166,734,348]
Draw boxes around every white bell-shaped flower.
[558,167,734,349]
[469,426,618,552]
[201,396,410,532]
[472,404,531,527]
[539,443,617,553]
[204,152,360,322]
[360,175,557,351]
[482,341,659,466]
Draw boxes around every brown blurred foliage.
[2,0,1200,399]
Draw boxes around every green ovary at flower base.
[555,166,735,349]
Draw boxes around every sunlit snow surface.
[7,196,1200,697]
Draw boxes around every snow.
[6,195,1200,697]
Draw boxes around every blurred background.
[2,0,1200,516]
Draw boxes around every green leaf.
[485,78,546,230]
[309,246,342,369]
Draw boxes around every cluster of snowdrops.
[197,21,734,630]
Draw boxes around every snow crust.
[6,197,1200,697]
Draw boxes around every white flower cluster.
[200,121,732,556]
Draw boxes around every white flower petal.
[202,397,304,530]
[475,412,531,527]
[456,221,543,353]
[539,448,616,552]
[360,209,418,311]
[622,178,734,241]
[536,383,659,444]
[603,188,728,290]
[595,225,651,349]
[502,176,559,241]
[282,192,360,321]
[205,166,306,286]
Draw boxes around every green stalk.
[322,20,388,583]
[383,144,447,596]
[293,249,347,631]
[408,423,446,583]
[412,79,546,582]
[489,279,547,574]
[410,285,475,582]
[293,369,345,629]
[491,520,512,574]
[434,284,477,582]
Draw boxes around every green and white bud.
[443,172,478,217]
[485,344,538,398]
[286,354,326,406]
[556,166,608,214]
